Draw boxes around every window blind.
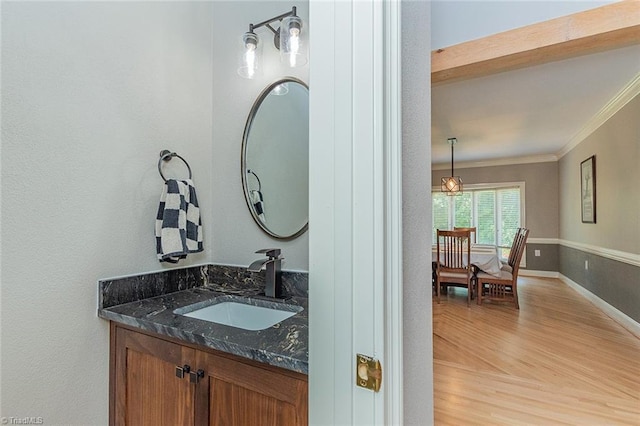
[432,185,522,260]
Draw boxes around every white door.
[309,1,432,424]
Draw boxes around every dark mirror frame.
[241,77,309,240]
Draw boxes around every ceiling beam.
[432,1,640,85]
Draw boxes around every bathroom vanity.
[99,75,312,424]
[110,324,307,425]
[99,265,308,425]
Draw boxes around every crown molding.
[557,72,640,159]
[431,154,558,170]
[433,73,640,169]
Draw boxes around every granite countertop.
[98,265,309,375]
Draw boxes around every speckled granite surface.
[206,265,309,299]
[98,264,308,374]
[99,265,208,309]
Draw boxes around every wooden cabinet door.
[111,325,197,425]
[194,350,308,426]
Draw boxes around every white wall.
[2,2,311,421]
[1,2,213,423]
[211,1,309,271]
[431,0,615,49]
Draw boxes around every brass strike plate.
[356,354,382,392]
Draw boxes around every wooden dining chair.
[477,228,530,309]
[454,226,477,244]
[501,227,524,273]
[435,229,473,306]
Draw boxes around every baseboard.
[559,274,640,339]
[520,270,559,278]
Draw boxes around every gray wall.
[558,95,640,322]
[526,243,559,272]
[432,161,559,239]
[432,161,560,272]
[560,246,640,322]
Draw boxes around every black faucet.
[248,248,284,299]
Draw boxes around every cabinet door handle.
[175,364,191,379]
[190,369,205,384]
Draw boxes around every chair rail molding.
[526,238,640,267]
[559,239,640,268]
[526,237,559,245]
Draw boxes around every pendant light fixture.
[441,137,463,195]
[238,6,308,79]
[238,32,261,79]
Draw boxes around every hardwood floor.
[433,276,640,425]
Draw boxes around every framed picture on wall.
[580,155,596,223]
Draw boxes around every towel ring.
[158,150,192,182]
[247,169,262,192]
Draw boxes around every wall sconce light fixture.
[238,6,308,79]
[441,137,463,195]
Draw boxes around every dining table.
[432,244,502,277]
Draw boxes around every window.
[432,183,524,261]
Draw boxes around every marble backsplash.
[99,264,308,309]
[205,264,309,300]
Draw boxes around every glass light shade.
[279,16,307,68]
[271,82,289,96]
[238,32,262,79]
[441,176,463,195]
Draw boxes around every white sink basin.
[179,299,302,331]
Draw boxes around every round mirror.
[241,78,309,240]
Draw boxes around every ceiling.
[431,44,640,167]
